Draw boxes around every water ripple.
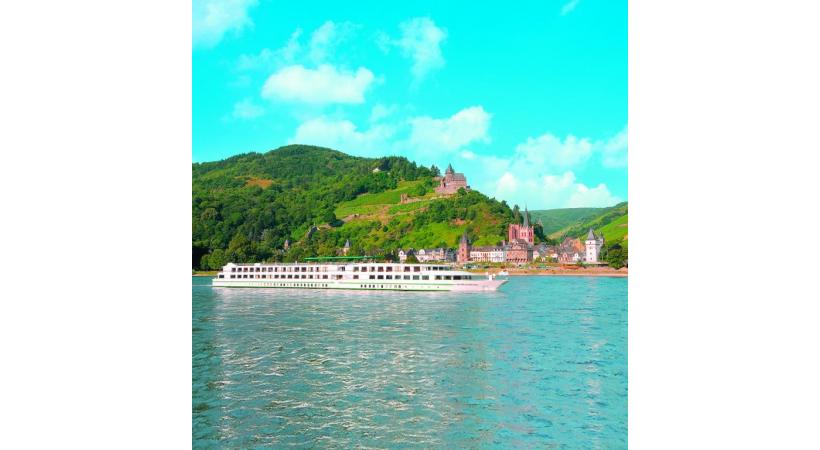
[193,276,627,448]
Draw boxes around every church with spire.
[505,206,535,263]
[507,206,534,245]
[435,163,470,195]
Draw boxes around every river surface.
[193,276,627,448]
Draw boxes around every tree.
[430,165,440,177]
[205,248,228,270]
[200,207,218,221]
[605,243,627,269]
[227,232,251,262]
[320,209,337,224]
[534,223,546,242]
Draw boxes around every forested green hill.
[528,207,605,235]
[549,202,629,246]
[192,145,525,269]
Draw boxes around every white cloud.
[456,127,626,209]
[193,0,258,49]
[289,117,396,157]
[369,104,399,123]
[460,150,477,160]
[408,106,490,153]
[230,98,264,119]
[237,29,302,71]
[381,17,447,81]
[308,21,355,64]
[288,105,490,162]
[237,20,353,73]
[514,133,593,169]
[597,126,628,168]
[495,172,520,198]
[261,64,375,104]
[491,170,620,209]
[566,182,620,207]
[561,0,581,16]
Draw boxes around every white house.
[416,248,451,262]
[469,246,507,263]
[397,248,415,263]
[584,229,605,263]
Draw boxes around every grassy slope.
[335,183,507,249]
[598,214,628,243]
[529,207,604,235]
[397,204,506,248]
[549,202,629,246]
[334,180,432,218]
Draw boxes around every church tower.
[521,206,533,244]
[508,206,534,245]
[457,232,471,263]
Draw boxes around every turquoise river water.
[193,275,627,448]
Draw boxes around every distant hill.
[192,145,519,269]
[549,202,628,246]
[528,208,605,235]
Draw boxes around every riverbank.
[468,267,628,278]
[193,271,217,277]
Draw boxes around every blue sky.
[193,0,627,209]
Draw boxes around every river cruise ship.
[213,261,506,292]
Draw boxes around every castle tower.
[343,239,351,256]
[436,163,469,195]
[457,232,471,263]
[585,228,602,263]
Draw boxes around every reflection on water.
[193,276,627,448]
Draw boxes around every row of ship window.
[225,274,337,279]
[230,266,328,273]
[229,265,449,273]
[220,274,473,280]
[214,281,424,290]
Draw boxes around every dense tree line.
[193,145,519,270]
[193,145,434,269]
[604,242,628,269]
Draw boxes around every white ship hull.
[212,278,505,291]
[212,261,506,292]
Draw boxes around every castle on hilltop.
[435,164,470,195]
